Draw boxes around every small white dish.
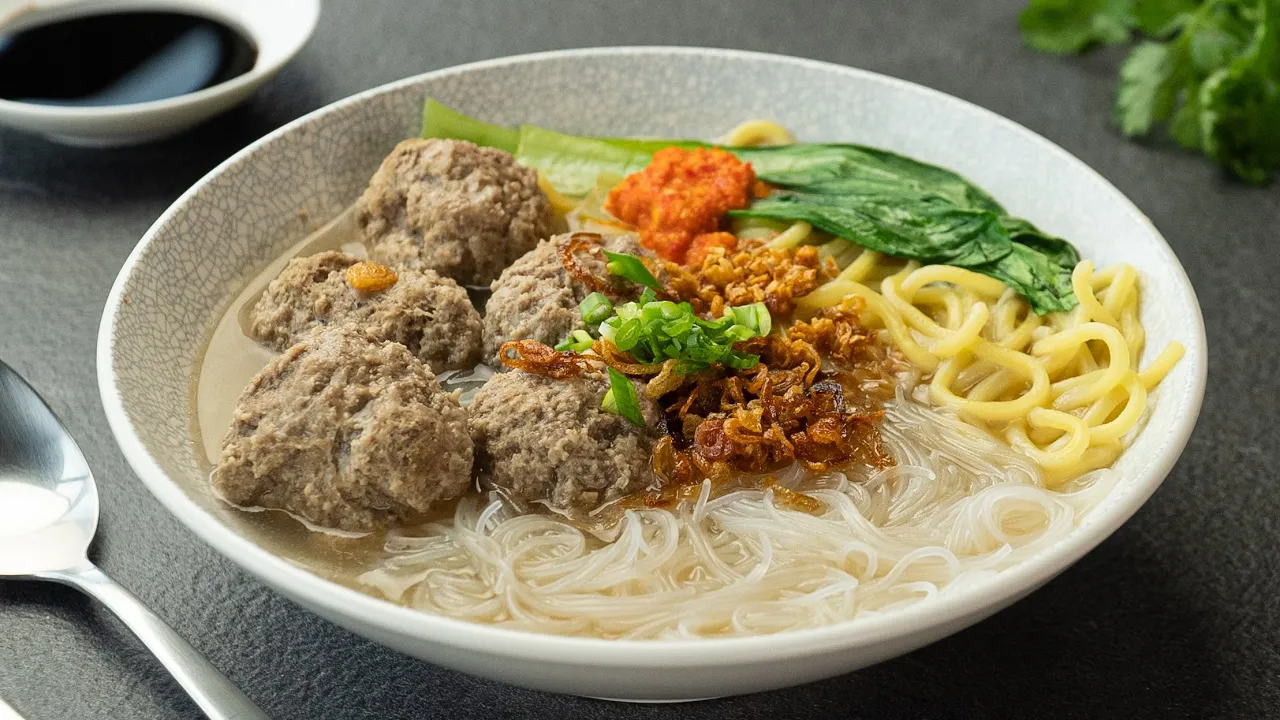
[0,0,318,146]
[98,47,1207,701]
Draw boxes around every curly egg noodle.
[795,238,1185,485]
[356,121,1184,638]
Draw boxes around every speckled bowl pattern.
[98,48,1207,701]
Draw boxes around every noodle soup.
[193,102,1185,639]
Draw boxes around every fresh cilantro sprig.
[1020,0,1280,183]
[1020,0,1134,53]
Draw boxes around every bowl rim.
[97,45,1208,665]
[0,0,320,120]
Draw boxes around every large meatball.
[212,326,473,532]
[357,138,552,286]
[482,232,651,364]
[247,251,482,372]
[469,370,659,511]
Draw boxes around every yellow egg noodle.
[796,245,1184,485]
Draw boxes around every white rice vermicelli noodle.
[358,388,1119,639]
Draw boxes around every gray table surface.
[1,0,1276,718]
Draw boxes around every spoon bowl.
[0,363,97,576]
[0,359,267,720]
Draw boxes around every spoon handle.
[43,563,269,720]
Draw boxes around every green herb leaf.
[1198,0,1280,184]
[1020,0,1133,54]
[603,367,646,427]
[1132,0,1197,37]
[602,250,663,290]
[1000,219,1081,270]
[1019,0,1280,183]
[1115,41,1180,136]
[1168,88,1204,148]
[1190,21,1248,71]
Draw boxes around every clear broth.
[191,206,489,584]
[191,206,391,582]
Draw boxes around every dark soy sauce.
[0,12,257,106]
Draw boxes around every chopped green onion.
[602,250,662,291]
[723,353,761,370]
[555,329,595,353]
[603,367,646,427]
[728,302,771,336]
[612,317,643,351]
[588,292,773,374]
[662,312,694,337]
[578,292,613,324]
[756,304,772,336]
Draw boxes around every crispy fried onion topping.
[662,243,836,317]
[590,339,665,377]
[525,238,897,505]
[652,364,894,487]
[558,231,671,299]
[557,232,616,295]
[574,292,894,483]
[784,296,874,367]
[498,340,595,379]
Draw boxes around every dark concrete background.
[1,1,1275,718]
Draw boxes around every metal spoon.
[0,360,268,720]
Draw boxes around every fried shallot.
[498,340,595,379]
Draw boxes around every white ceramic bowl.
[0,0,318,146]
[97,48,1207,701]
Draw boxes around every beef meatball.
[482,232,651,364]
[469,370,659,511]
[212,325,473,532]
[247,251,482,372]
[357,138,552,286]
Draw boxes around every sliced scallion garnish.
[603,367,646,427]
[578,292,613,325]
[554,329,595,353]
[602,250,662,291]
